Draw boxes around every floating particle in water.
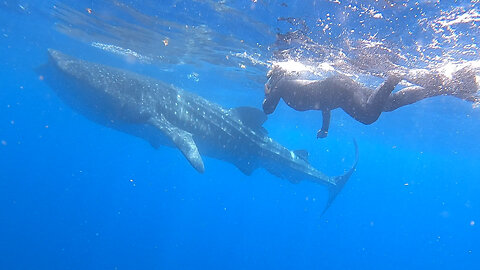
[86,8,93,14]
[470,220,475,226]
[188,72,200,82]
[1,140,6,146]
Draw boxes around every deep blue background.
[1,1,479,269]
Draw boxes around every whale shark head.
[36,49,100,103]
[36,49,134,125]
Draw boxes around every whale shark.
[37,49,358,214]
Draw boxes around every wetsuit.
[263,66,478,138]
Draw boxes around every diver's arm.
[262,94,281,114]
[317,110,331,138]
[263,75,283,114]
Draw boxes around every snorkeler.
[262,64,479,138]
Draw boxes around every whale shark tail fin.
[321,139,359,216]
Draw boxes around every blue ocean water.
[1,1,479,269]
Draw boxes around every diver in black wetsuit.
[263,65,479,138]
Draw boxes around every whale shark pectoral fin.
[149,116,205,173]
[233,160,257,176]
[287,178,301,184]
[148,140,161,149]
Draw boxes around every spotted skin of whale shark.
[37,49,358,214]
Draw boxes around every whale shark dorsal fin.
[230,106,267,127]
[149,115,205,173]
[293,150,309,162]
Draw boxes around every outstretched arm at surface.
[317,110,331,138]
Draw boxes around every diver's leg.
[346,75,401,124]
[403,67,479,102]
[383,86,438,112]
[447,67,479,102]
[366,75,402,110]
[384,67,479,111]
